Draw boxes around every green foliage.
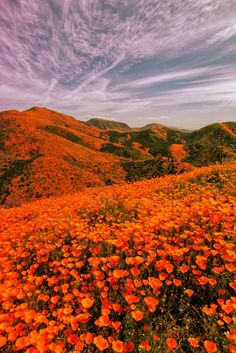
[106,128,187,159]
[100,143,144,159]
[226,121,236,133]
[122,158,176,182]
[185,124,236,166]
[45,125,82,145]
[0,158,36,204]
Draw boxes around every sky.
[0,1,236,129]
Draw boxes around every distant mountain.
[87,118,132,132]
[0,107,235,207]
[140,123,192,133]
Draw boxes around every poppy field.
[0,164,235,352]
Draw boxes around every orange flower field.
[0,164,235,352]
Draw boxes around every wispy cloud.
[0,0,236,127]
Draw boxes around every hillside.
[87,118,132,132]
[0,164,235,352]
[0,107,125,206]
[100,121,236,170]
[139,123,192,133]
[0,107,236,207]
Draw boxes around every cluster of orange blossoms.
[0,164,235,352]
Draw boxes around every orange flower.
[179,265,189,273]
[173,279,182,287]
[230,282,236,290]
[222,303,233,314]
[93,335,109,351]
[0,336,7,348]
[50,295,60,305]
[113,269,129,279]
[102,308,111,316]
[112,340,124,352]
[124,295,139,305]
[203,305,217,316]
[166,338,177,350]
[225,263,235,272]
[148,277,163,290]
[112,321,122,331]
[63,307,73,315]
[81,297,94,309]
[131,310,144,321]
[188,337,199,347]
[204,340,217,352]
[95,315,110,327]
[144,296,159,312]
[67,334,78,345]
[229,344,236,353]
[131,267,140,277]
[85,332,93,345]
[139,340,151,351]
[185,289,194,297]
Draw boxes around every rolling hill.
[0,107,235,207]
[99,120,236,174]
[0,107,126,206]
[87,118,132,132]
[0,164,235,352]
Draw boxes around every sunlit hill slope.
[0,107,125,206]
[0,164,235,352]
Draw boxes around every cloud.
[113,67,223,90]
[0,0,236,128]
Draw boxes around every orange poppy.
[93,335,109,351]
[0,336,7,348]
[188,337,199,347]
[112,340,124,352]
[131,310,144,321]
[204,340,218,352]
[166,338,177,350]
[81,297,94,309]
[144,296,159,312]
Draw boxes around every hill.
[139,123,192,133]
[0,164,235,352]
[0,107,125,206]
[100,121,236,172]
[0,107,236,207]
[87,118,132,132]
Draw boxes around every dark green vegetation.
[122,158,176,182]
[45,125,83,145]
[185,123,236,166]
[0,158,37,205]
[100,143,144,159]
[103,128,185,158]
